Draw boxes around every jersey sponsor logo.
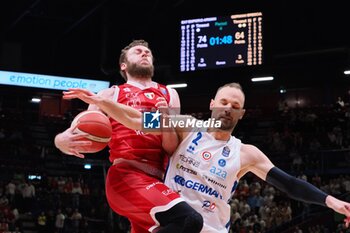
[162,188,176,196]
[218,159,226,167]
[145,181,162,190]
[202,151,212,161]
[135,130,146,135]
[174,175,222,199]
[125,93,141,107]
[202,200,216,212]
[125,92,137,98]
[210,166,227,180]
[202,174,227,189]
[179,154,200,167]
[176,164,197,175]
[144,92,155,99]
[222,146,230,157]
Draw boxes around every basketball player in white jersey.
[62,82,350,232]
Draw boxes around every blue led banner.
[0,70,110,93]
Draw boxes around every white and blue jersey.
[164,131,241,233]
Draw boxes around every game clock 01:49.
[209,35,233,46]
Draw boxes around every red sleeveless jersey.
[108,83,171,172]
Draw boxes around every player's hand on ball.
[54,126,91,159]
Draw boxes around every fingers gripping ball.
[71,110,112,153]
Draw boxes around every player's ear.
[209,99,215,110]
[120,62,127,71]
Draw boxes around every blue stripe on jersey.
[231,180,238,193]
[163,160,170,182]
[225,220,231,229]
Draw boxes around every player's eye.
[220,100,228,105]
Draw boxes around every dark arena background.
[1,1,350,233]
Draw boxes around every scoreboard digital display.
[180,12,263,72]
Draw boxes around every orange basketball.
[71,110,112,153]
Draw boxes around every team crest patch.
[202,151,212,161]
[222,146,230,157]
[144,92,155,99]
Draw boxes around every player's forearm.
[96,98,142,130]
[162,132,179,155]
[266,167,328,206]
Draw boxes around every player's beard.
[127,61,154,78]
[212,110,237,131]
[218,117,236,131]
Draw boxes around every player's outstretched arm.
[240,144,350,224]
[63,88,143,131]
[265,167,350,223]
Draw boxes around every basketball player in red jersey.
[54,40,203,233]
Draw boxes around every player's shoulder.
[240,143,266,160]
[161,83,176,92]
[240,143,262,155]
[155,82,174,93]
[165,85,178,94]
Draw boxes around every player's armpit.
[238,144,274,180]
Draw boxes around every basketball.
[71,110,112,153]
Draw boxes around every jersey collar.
[127,80,158,90]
